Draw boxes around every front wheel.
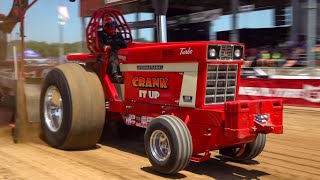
[219,133,266,161]
[144,115,192,174]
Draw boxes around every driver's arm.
[98,31,111,52]
[116,33,127,49]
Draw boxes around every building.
[79,0,319,46]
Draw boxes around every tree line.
[26,41,88,57]
[6,40,87,58]
[6,38,150,58]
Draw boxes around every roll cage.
[86,8,132,54]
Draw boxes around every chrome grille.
[205,64,238,105]
[220,45,233,60]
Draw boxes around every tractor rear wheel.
[144,115,192,174]
[219,133,266,161]
[40,63,105,150]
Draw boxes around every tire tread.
[40,63,105,150]
[145,115,192,174]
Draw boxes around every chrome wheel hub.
[150,130,171,161]
[44,86,63,132]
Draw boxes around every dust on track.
[0,106,319,180]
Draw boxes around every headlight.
[209,49,216,57]
[234,49,241,58]
[233,46,243,59]
[207,45,220,59]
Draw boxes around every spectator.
[277,47,290,67]
[283,46,304,67]
[244,36,311,68]
[296,35,307,50]
[266,48,283,67]
[243,48,258,67]
[256,48,271,67]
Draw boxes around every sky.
[213,9,274,31]
[0,0,276,43]
[1,0,83,43]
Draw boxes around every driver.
[98,17,127,83]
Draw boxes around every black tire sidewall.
[40,68,72,148]
[240,133,266,160]
[220,133,266,161]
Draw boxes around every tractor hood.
[118,41,244,64]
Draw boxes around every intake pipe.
[152,0,169,43]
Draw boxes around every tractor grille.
[205,64,238,105]
[220,45,233,60]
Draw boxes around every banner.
[239,78,320,107]
[58,5,70,25]
[167,9,222,26]
[129,8,222,29]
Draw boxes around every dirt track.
[1,106,320,180]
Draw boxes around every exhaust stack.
[152,0,169,43]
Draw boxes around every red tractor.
[40,8,283,174]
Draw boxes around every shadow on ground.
[100,125,270,179]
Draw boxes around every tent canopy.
[24,49,41,58]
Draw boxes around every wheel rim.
[44,85,63,132]
[230,144,246,157]
[150,130,171,161]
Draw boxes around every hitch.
[191,151,211,162]
[253,121,275,134]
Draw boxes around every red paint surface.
[124,72,183,106]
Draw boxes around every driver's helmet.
[103,17,117,36]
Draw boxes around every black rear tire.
[219,133,266,161]
[144,115,192,174]
[40,63,105,150]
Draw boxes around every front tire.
[144,115,192,174]
[40,63,105,150]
